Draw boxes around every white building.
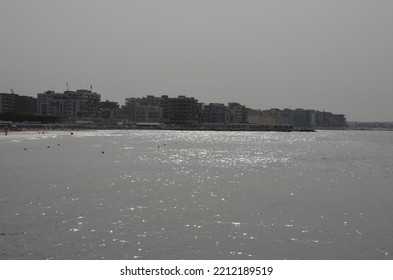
[37,89,100,118]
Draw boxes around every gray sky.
[1,0,393,121]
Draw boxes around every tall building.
[293,109,314,128]
[37,91,72,117]
[99,100,120,120]
[264,109,288,125]
[166,95,199,125]
[0,93,15,113]
[124,95,163,123]
[124,95,200,125]
[0,92,37,114]
[228,102,247,123]
[248,108,346,128]
[247,108,288,125]
[65,89,101,118]
[37,89,100,118]
[202,103,230,123]
[281,108,295,125]
[332,114,346,127]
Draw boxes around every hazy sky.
[1,0,392,121]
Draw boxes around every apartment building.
[247,108,346,128]
[228,102,247,123]
[202,103,230,123]
[0,92,37,114]
[37,89,100,118]
[124,95,163,123]
[166,95,199,125]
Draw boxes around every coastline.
[3,124,316,133]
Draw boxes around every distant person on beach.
[4,127,8,136]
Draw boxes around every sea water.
[0,130,392,259]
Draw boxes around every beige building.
[124,96,163,123]
[247,109,289,125]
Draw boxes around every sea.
[0,129,392,260]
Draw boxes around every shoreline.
[4,126,316,133]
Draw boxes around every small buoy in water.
[47,146,50,148]
[24,148,27,150]
[71,132,74,135]
[57,144,60,146]
[102,151,104,154]
[157,146,160,148]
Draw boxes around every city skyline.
[1,89,346,130]
[3,87,347,117]
[1,1,393,122]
